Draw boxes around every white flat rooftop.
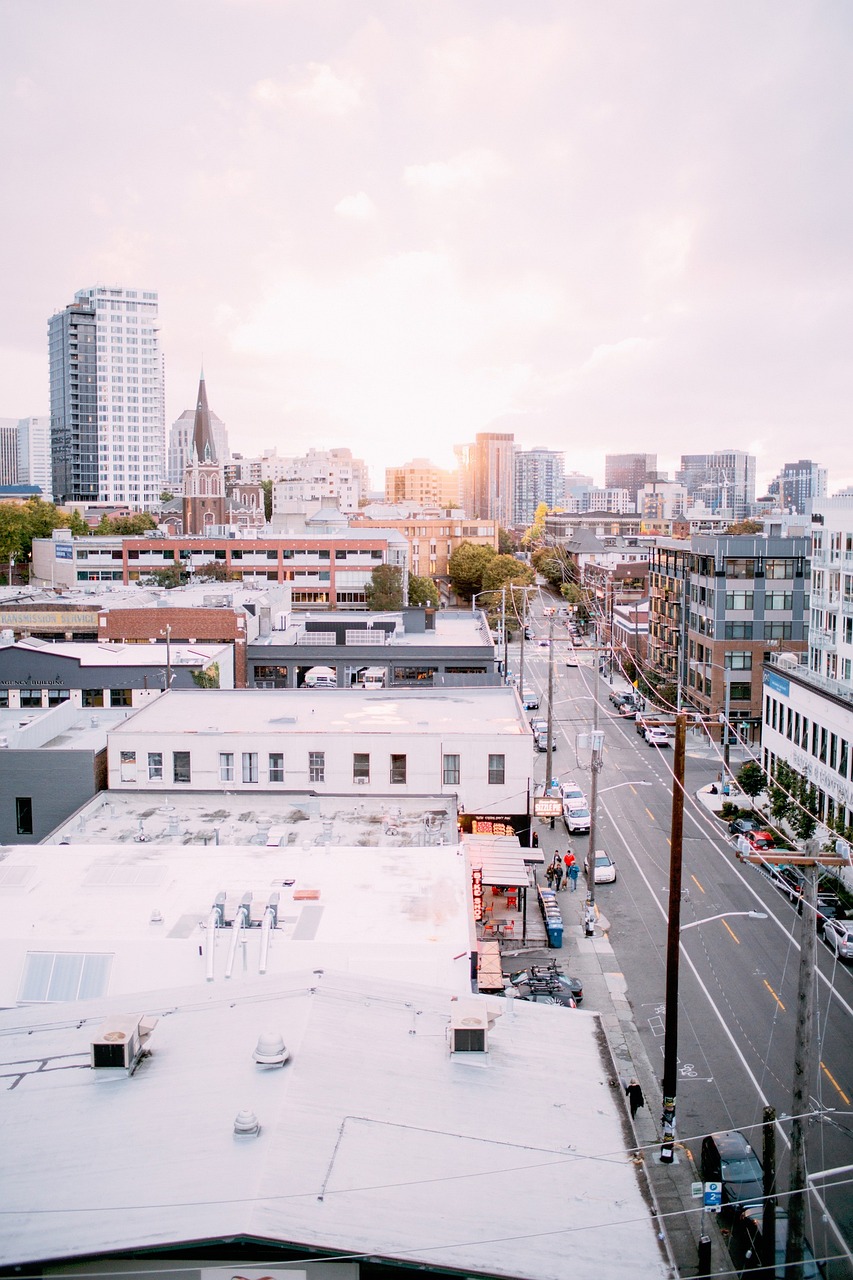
[6,639,229,668]
[0,970,669,1279]
[260,610,493,648]
[108,686,528,736]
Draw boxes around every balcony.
[810,628,836,651]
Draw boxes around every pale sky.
[2,0,851,493]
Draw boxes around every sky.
[2,0,852,494]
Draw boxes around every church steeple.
[190,368,216,464]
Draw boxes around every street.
[512,599,853,1276]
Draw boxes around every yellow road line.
[763,980,785,1012]
[721,920,740,944]
[630,785,637,795]
[645,807,655,821]
[666,837,671,846]
[820,1061,851,1105]
[690,874,705,894]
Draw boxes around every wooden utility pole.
[787,865,817,1279]
[762,1105,777,1279]
[545,614,555,794]
[660,711,687,1162]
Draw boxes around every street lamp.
[681,910,767,931]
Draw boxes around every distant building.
[605,453,657,507]
[271,447,369,514]
[182,371,226,535]
[48,285,164,508]
[351,511,498,583]
[167,404,229,490]
[0,420,19,484]
[564,470,594,499]
[676,450,756,521]
[458,432,514,527]
[775,458,828,515]
[640,479,687,525]
[16,415,52,499]
[385,458,458,508]
[513,447,565,526]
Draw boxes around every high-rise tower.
[48,285,164,507]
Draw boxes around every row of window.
[763,749,850,833]
[0,688,133,709]
[122,750,506,786]
[765,696,852,780]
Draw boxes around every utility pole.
[787,865,817,1279]
[545,614,555,791]
[517,587,526,698]
[584,629,604,913]
[502,586,508,684]
[762,1105,777,1279]
[661,711,687,1162]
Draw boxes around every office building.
[385,458,458,508]
[676,450,756,521]
[48,285,164,508]
[0,420,18,485]
[762,497,853,832]
[15,415,52,498]
[775,458,828,515]
[513,447,565,525]
[604,453,657,505]
[458,432,514,527]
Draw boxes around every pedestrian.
[531,830,539,849]
[545,862,555,889]
[553,859,564,891]
[568,862,579,892]
[564,851,576,874]
[625,1078,645,1120]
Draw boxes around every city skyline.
[2,2,852,493]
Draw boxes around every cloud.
[403,148,510,194]
[251,63,362,116]
[334,191,377,221]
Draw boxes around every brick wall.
[99,607,247,687]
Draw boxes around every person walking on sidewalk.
[545,861,555,889]
[553,857,564,891]
[567,861,579,892]
[625,1078,645,1120]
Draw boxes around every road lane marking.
[820,1061,851,1105]
[722,919,740,944]
[763,980,785,1012]
[645,807,655,821]
[690,874,705,894]
[630,785,637,795]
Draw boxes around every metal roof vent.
[149,908,164,924]
[233,1108,261,1139]
[252,1031,290,1068]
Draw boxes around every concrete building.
[167,403,229,491]
[640,479,687,526]
[350,510,498,584]
[48,285,164,508]
[648,533,810,742]
[15,414,52,498]
[461,431,515,527]
[248,607,500,690]
[0,419,19,484]
[270,447,369,514]
[676,450,756,522]
[604,453,657,506]
[761,496,853,831]
[513,447,565,526]
[385,457,458,508]
[774,458,828,515]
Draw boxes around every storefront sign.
[0,610,97,628]
[533,796,563,818]
[471,865,484,921]
[764,669,790,698]
[54,544,74,560]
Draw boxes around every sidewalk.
[501,852,730,1278]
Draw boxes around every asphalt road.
[513,606,853,1278]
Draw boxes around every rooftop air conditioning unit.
[90,1014,158,1072]
[449,997,502,1056]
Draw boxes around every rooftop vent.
[233,1108,261,1139]
[252,1031,290,1068]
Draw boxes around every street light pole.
[661,711,687,1162]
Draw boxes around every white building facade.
[16,415,52,498]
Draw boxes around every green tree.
[791,776,818,841]
[160,490,175,503]
[407,574,439,607]
[769,760,794,824]
[498,526,517,555]
[736,761,766,801]
[95,513,157,535]
[261,479,273,521]
[531,546,577,591]
[147,565,187,589]
[521,502,549,549]
[725,519,763,535]
[194,560,237,582]
[481,554,535,593]
[365,563,404,610]
[191,662,220,688]
[448,541,496,600]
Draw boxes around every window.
[16,797,33,836]
[390,754,407,784]
[148,752,163,780]
[173,751,191,783]
[253,664,288,688]
[766,558,795,579]
[765,591,793,611]
[443,754,460,785]
[20,689,43,707]
[353,753,370,782]
[242,752,259,784]
[82,689,105,707]
[110,688,132,707]
[219,752,234,782]
[725,559,756,580]
[728,682,752,701]
[764,622,793,640]
[725,592,754,610]
[47,688,71,707]
[269,752,285,783]
[488,754,506,785]
[309,751,325,783]
[119,750,137,782]
[724,652,753,670]
[19,952,112,1003]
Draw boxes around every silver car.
[823,918,853,961]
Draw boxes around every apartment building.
[648,533,810,742]
[351,511,498,581]
[513,447,565,526]
[676,450,756,521]
[385,457,459,508]
[762,496,853,831]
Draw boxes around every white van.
[303,666,337,688]
[361,666,386,690]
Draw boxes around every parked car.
[744,829,776,851]
[618,705,638,720]
[609,690,633,707]
[728,1206,821,1279]
[534,729,557,753]
[700,1130,763,1213]
[529,717,548,734]
[563,804,591,833]
[823,917,853,961]
[523,626,533,641]
[645,726,672,747]
[584,850,617,883]
[771,866,842,923]
[520,689,540,710]
[565,655,579,668]
[509,965,583,1004]
[560,781,586,805]
[729,817,761,836]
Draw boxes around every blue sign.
[54,544,73,561]
[703,1181,722,1211]
[764,669,790,698]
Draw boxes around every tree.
[194,560,237,582]
[365,563,403,610]
[146,565,186,589]
[521,502,549,549]
[95,513,157,535]
[160,490,175,503]
[260,479,273,521]
[769,760,795,824]
[407,574,439,607]
[481,554,535,593]
[531,546,577,591]
[447,542,496,600]
[498,526,517,555]
[791,776,818,842]
[736,761,766,801]
[725,519,763,535]
[191,662,220,688]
